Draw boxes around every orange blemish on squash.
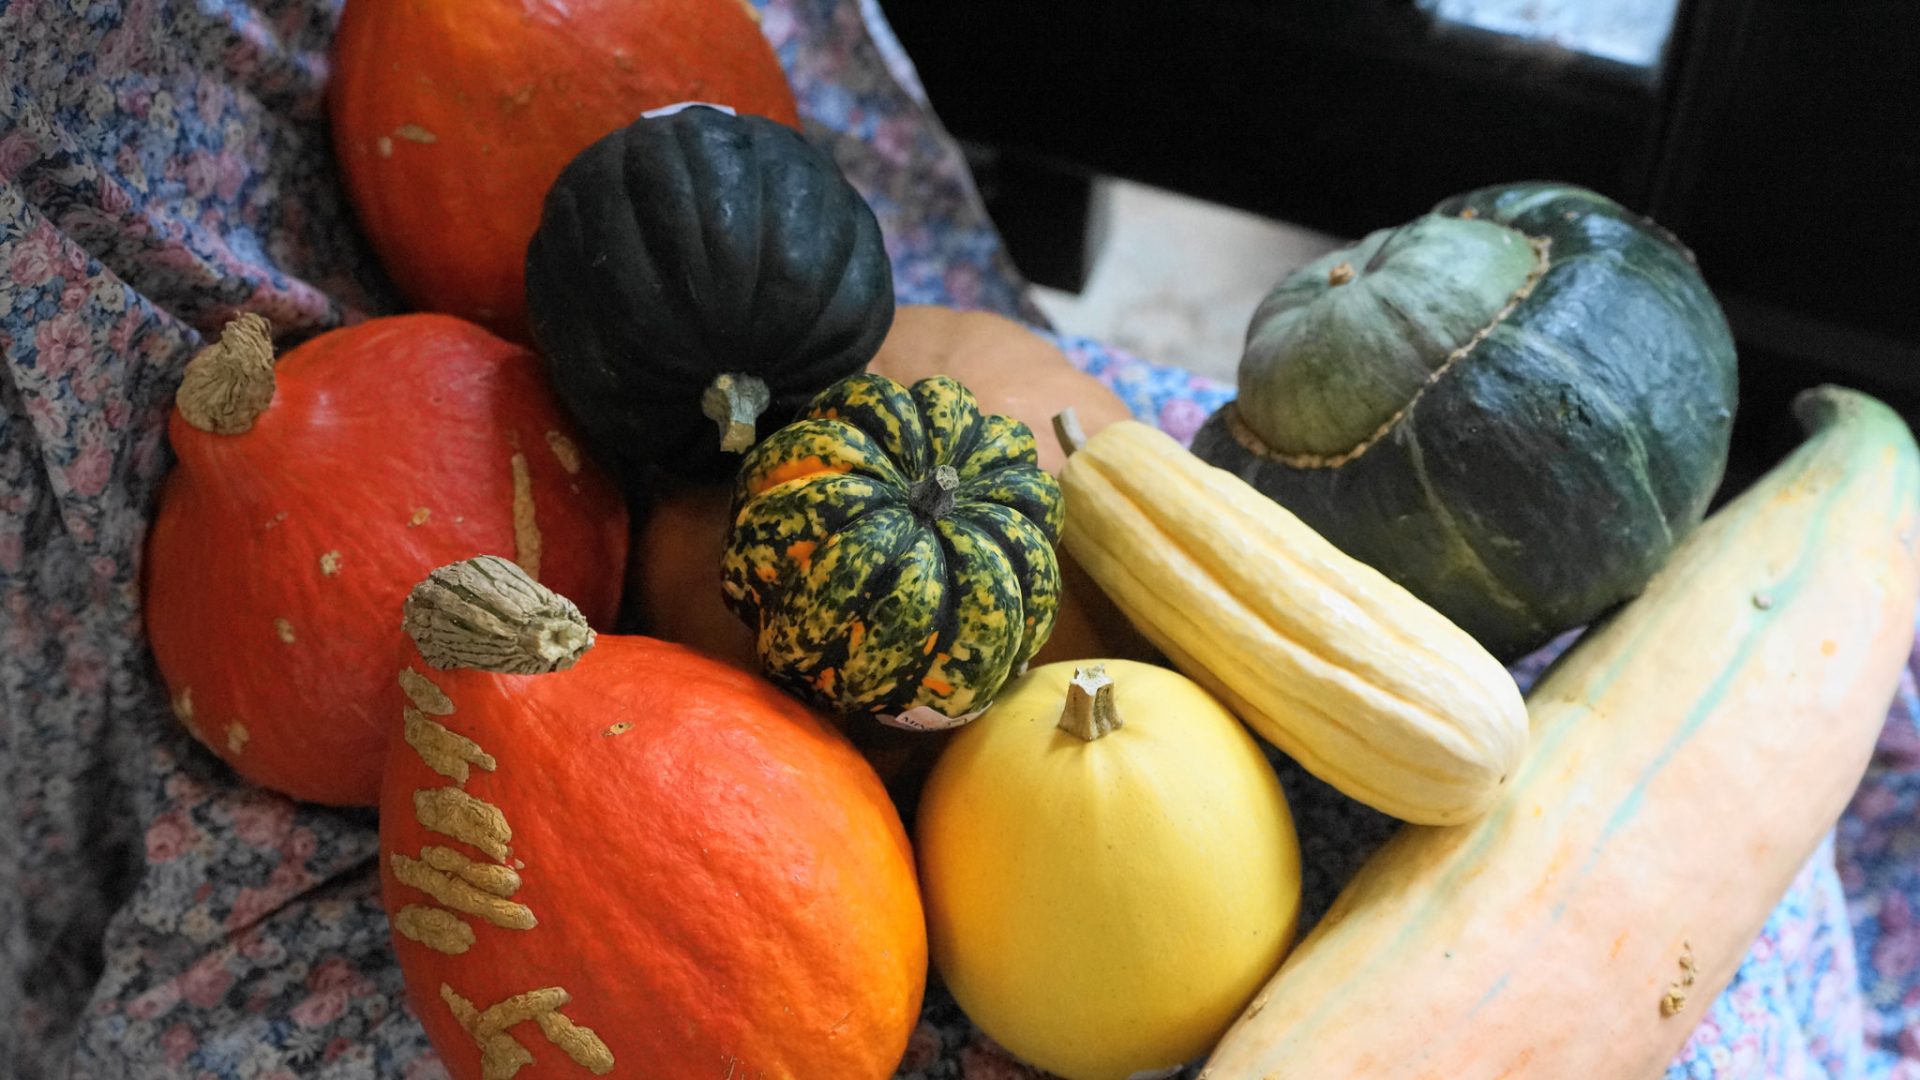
[923,633,940,655]
[1490,1048,1534,1079]
[391,852,535,930]
[394,904,475,955]
[441,984,613,1079]
[751,456,851,495]
[414,786,512,861]
[399,668,455,716]
[755,564,778,584]
[225,721,250,755]
[786,539,817,569]
[509,452,542,581]
[1611,931,1630,959]
[814,668,838,694]
[405,709,497,784]
[1822,640,1838,656]
[922,674,954,697]
[544,431,582,475]
[848,620,866,652]
[319,550,342,576]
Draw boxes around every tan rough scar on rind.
[544,431,582,475]
[441,984,615,1079]
[410,507,432,527]
[274,618,295,644]
[509,452,542,581]
[405,709,498,783]
[319,550,343,576]
[393,904,476,955]
[390,853,535,930]
[414,786,512,861]
[225,721,250,754]
[394,123,437,143]
[399,668,456,715]
[602,721,632,737]
[1661,940,1699,1017]
[419,844,522,897]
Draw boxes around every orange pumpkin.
[143,314,627,806]
[382,557,926,1080]
[329,0,800,341]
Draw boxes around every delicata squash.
[1056,417,1527,825]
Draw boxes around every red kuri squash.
[382,556,926,1080]
[143,314,627,806]
[329,0,800,341]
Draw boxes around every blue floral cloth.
[2,1,1917,1077]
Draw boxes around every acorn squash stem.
[1056,665,1123,741]
[177,313,277,434]
[701,372,773,454]
[403,556,594,674]
[908,465,961,520]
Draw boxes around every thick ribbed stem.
[1057,665,1123,741]
[177,313,276,434]
[700,372,772,454]
[909,465,960,520]
[403,556,593,674]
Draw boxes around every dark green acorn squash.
[721,373,1064,725]
[525,104,894,486]
[1189,182,1738,660]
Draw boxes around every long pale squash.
[1058,419,1528,825]
[1199,387,1920,1080]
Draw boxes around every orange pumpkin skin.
[328,0,800,341]
[380,636,927,1080]
[143,315,628,806]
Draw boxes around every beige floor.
[1031,179,1345,385]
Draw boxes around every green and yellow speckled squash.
[722,374,1065,725]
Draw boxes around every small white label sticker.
[878,704,988,732]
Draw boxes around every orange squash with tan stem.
[329,0,799,341]
[381,557,925,1080]
[143,315,627,806]
[1199,388,1920,1079]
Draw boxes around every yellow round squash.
[916,660,1302,1080]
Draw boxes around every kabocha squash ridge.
[722,373,1065,725]
[1200,387,1920,1079]
[1057,417,1527,825]
[526,105,895,487]
[1191,181,1739,660]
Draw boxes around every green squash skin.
[722,374,1065,722]
[526,106,894,489]
[1190,182,1738,660]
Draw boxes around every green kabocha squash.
[722,373,1065,726]
[1190,182,1738,660]
[525,104,894,487]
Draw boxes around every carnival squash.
[918,661,1301,1080]
[526,105,894,486]
[1058,418,1526,824]
[1200,388,1920,1079]
[722,374,1063,725]
[143,315,627,806]
[382,557,926,1080]
[630,307,1148,671]
[1190,182,1739,660]
[329,0,798,341]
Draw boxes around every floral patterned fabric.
[1,0,1916,1076]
